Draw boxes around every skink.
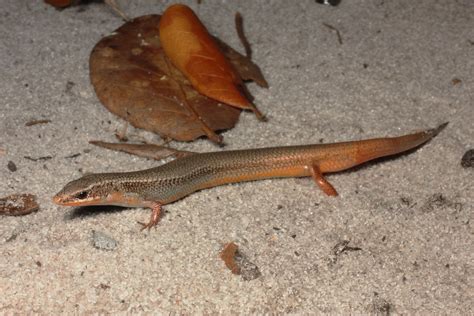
[53,123,447,229]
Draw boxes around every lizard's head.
[53,173,144,208]
[53,174,111,207]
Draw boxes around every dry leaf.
[89,141,194,160]
[220,242,241,275]
[159,4,263,119]
[219,242,262,280]
[90,15,244,143]
[215,37,268,89]
[0,194,39,216]
[90,12,267,142]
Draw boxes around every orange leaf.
[159,4,263,119]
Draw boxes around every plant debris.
[220,242,261,280]
[461,149,474,168]
[330,240,362,263]
[24,156,53,162]
[90,141,194,160]
[159,4,264,119]
[322,23,343,45]
[7,161,17,172]
[104,0,129,21]
[221,242,241,274]
[235,12,252,59]
[214,38,268,89]
[332,240,362,255]
[65,153,81,159]
[25,119,51,126]
[90,13,267,143]
[0,194,39,216]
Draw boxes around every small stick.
[235,12,252,58]
[90,141,195,160]
[322,23,343,45]
[24,156,53,162]
[25,119,51,126]
[104,0,130,21]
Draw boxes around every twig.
[322,22,343,45]
[24,156,53,162]
[25,119,51,126]
[235,12,252,58]
[90,141,195,160]
[104,0,130,21]
[65,153,81,159]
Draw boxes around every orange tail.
[320,122,448,173]
[354,122,448,165]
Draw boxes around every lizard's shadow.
[64,205,129,222]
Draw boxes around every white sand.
[0,1,472,313]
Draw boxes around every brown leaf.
[89,141,194,160]
[215,37,268,89]
[0,194,39,216]
[220,242,241,275]
[90,15,246,143]
[90,11,269,143]
[219,242,262,280]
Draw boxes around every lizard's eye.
[75,191,88,200]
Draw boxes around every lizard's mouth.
[52,192,101,206]
[52,194,64,205]
[52,192,72,205]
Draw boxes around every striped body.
[53,123,446,229]
[135,135,427,203]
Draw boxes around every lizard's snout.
[52,192,66,205]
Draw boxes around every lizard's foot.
[138,202,162,231]
[310,164,338,196]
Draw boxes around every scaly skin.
[53,123,447,229]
